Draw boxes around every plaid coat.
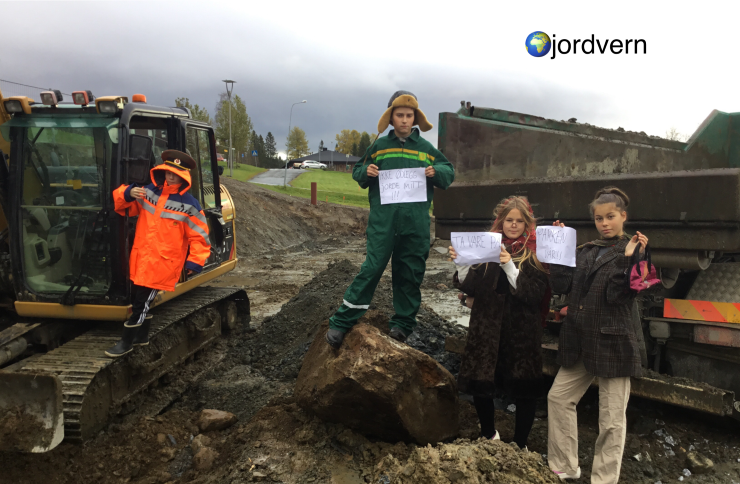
[550,239,645,378]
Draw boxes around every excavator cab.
[0,93,243,452]
[0,98,236,315]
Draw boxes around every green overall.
[329,128,455,334]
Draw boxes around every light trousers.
[547,358,631,484]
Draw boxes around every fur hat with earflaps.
[377,90,433,133]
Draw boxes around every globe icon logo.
[526,31,551,57]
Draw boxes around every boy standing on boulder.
[325,91,455,348]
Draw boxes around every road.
[249,168,304,186]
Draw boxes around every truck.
[0,88,249,452]
[436,101,740,420]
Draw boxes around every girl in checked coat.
[449,196,550,449]
[547,187,652,484]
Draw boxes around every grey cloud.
[2,1,618,153]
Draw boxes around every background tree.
[214,93,253,165]
[357,131,372,155]
[258,134,266,166]
[287,126,310,160]
[350,142,360,157]
[665,127,688,141]
[264,132,277,160]
[335,129,361,154]
[175,97,212,125]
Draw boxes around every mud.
[3,179,740,483]
[0,406,53,452]
[220,178,368,256]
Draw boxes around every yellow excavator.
[0,87,248,452]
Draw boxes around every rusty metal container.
[434,103,740,254]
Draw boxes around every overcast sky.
[3,0,737,158]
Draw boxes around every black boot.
[389,327,409,343]
[325,328,345,349]
[105,326,138,358]
[132,319,152,347]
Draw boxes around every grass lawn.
[258,169,370,209]
[249,168,433,213]
[218,162,266,182]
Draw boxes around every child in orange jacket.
[105,150,210,357]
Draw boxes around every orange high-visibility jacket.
[113,163,211,291]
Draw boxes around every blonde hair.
[489,196,547,274]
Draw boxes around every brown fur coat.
[453,259,549,398]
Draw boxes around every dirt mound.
[373,437,558,483]
[221,178,368,255]
[233,259,465,383]
[188,402,556,484]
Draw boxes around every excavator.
[436,102,740,421]
[0,87,248,452]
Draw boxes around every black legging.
[473,396,537,449]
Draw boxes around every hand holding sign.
[536,225,577,267]
[450,232,502,265]
[379,168,427,205]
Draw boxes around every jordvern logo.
[525,31,647,59]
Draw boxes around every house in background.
[289,148,361,171]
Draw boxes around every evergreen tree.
[265,132,277,160]
[258,134,266,166]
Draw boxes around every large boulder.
[295,322,459,445]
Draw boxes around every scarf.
[501,231,537,256]
[495,227,551,327]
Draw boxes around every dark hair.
[589,186,630,215]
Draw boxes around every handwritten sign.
[379,168,427,205]
[450,232,502,265]
[536,226,577,267]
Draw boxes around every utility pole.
[284,99,307,187]
[222,79,236,177]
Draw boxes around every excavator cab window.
[129,117,168,175]
[17,120,114,295]
[185,125,221,209]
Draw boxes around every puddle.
[422,288,470,327]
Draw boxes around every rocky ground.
[2,180,740,483]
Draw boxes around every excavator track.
[7,286,248,446]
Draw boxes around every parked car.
[301,160,327,170]
[292,161,303,169]
[217,154,226,163]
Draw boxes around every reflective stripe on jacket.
[113,163,210,291]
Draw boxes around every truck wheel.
[219,300,238,333]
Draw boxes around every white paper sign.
[379,168,427,205]
[536,226,577,267]
[450,232,502,265]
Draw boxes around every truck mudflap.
[0,372,65,452]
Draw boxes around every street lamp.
[222,79,236,177]
[284,100,307,187]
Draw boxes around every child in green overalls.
[326,91,455,348]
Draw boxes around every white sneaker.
[492,430,500,441]
[553,467,581,481]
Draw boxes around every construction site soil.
[2,180,740,483]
